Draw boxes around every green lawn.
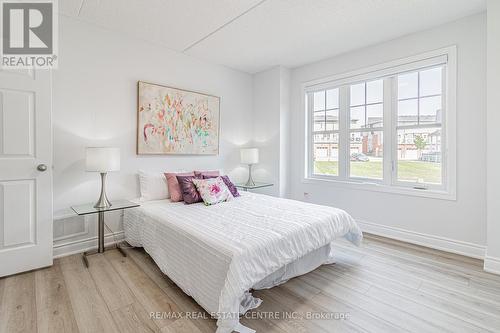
[314,160,441,184]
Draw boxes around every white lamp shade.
[240,148,259,164]
[85,147,120,172]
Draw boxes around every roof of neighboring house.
[314,113,441,128]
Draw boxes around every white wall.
[289,14,487,255]
[486,1,500,273]
[252,66,291,197]
[279,67,291,198]
[253,67,281,196]
[53,16,254,255]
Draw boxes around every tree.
[414,135,426,159]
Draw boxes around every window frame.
[303,46,457,200]
[347,78,386,183]
[391,65,447,191]
[308,90,342,179]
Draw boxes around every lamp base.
[245,164,255,186]
[94,197,112,209]
[94,172,112,209]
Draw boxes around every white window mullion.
[306,92,314,179]
[383,77,393,185]
[338,85,349,180]
[390,76,399,186]
[441,65,448,190]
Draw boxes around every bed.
[124,191,362,333]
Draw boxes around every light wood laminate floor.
[1,234,500,333]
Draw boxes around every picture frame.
[137,81,220,155]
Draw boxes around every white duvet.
[124,192,362,333]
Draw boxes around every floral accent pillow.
[192,177,233,206]
[203,175,240,197]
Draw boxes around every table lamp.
[240,148,259,186]
[86,147,120,208]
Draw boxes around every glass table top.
[234,182,273,189]
[71,200,140,216]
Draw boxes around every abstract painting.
[137,81,220,155]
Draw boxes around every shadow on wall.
[253,132,280,187]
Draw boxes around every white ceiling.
[61,0,486,73]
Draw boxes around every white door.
[0,68,52,277]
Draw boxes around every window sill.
[302,177,456,201]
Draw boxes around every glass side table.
[71,200,140,267]
[235,182,274,192]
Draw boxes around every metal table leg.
[82,211,127,268]
[98,211,105,253]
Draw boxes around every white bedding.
[124,192,362,333]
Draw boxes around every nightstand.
[235,182,274,192]
[71,200,140,267]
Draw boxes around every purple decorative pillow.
[203,175,240,197]
[194,170,220,178]
[176,175,202,204]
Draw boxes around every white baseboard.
[356,219,486,259]
[484,256,500,275]
[53,230,125,258]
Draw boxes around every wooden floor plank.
[0,277,4,318]
[160,318,203,333]
[325,261,500,330]
[336,241,500,305]
[111,302,160,333]
[419,281,500,315]
[259,286,368,333]
[125,247,175,286]
[299,271,450,332]
[279,276,322,299]
[3,235,500,333]
[34,262,79,333]
[245,290,323,333]
[362,237,486,275]
[281,268,403,333]
[361,238,500,288]
[335,242,471,288]
[366,285,488,332]
[310,292,406,333]
[125,247,217,333]
[87,254,135,311]
[0,273,37,333]
[362,234,483,267]
[104,250,179,330]
[59,255,120,333]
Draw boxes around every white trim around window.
[302,46,457,200]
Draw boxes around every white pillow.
[138,170,171,201]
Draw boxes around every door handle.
[37,164,48,172]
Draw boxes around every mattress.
[124,192,362,333]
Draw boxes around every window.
[312,89,339,176]
[305,48,456,198]
[396,67,443,185]
[349,80,384,180]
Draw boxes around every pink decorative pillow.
[192,177,233,206]
[165,172,194,202]
[194,170,220,178]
